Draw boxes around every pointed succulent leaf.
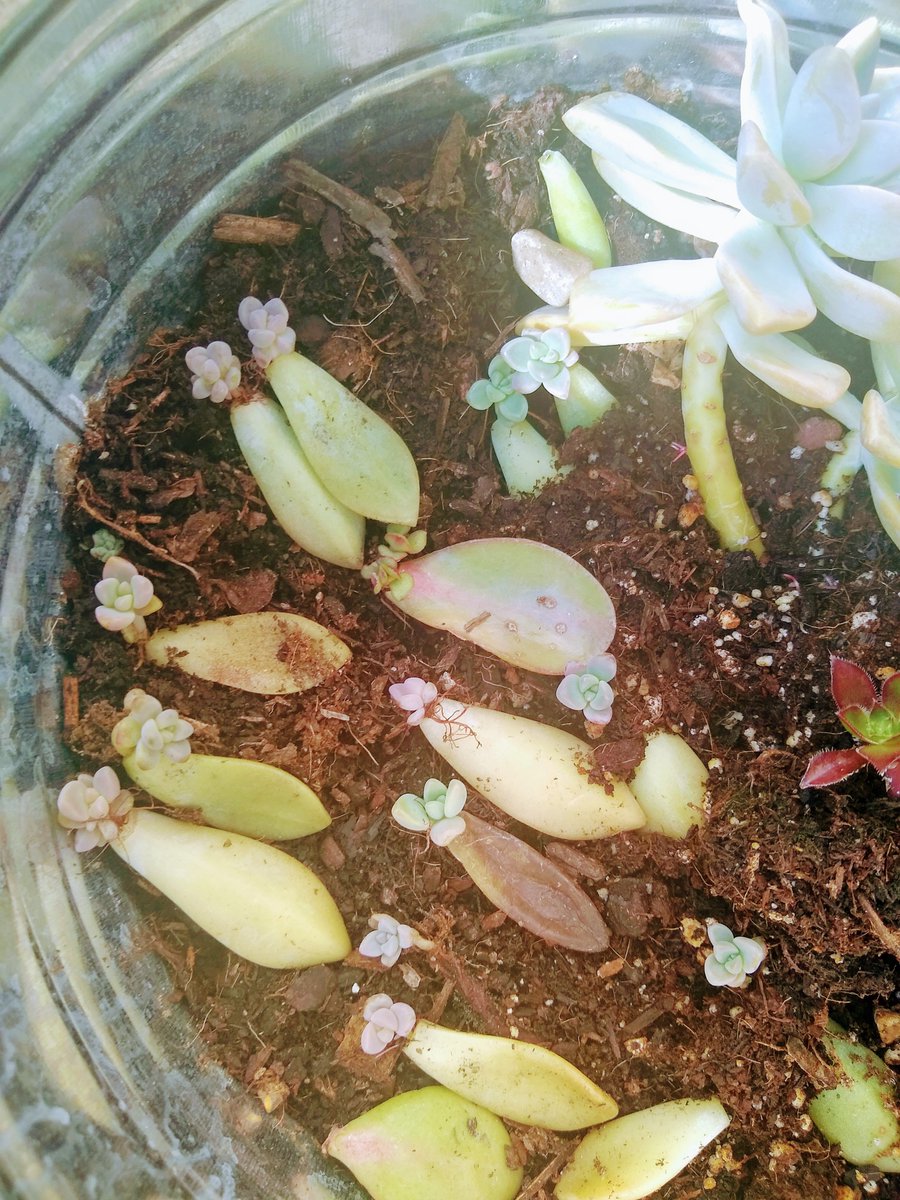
[490,416,563,497]
[325,1087,522,1200]
[781,47,861,181]
[804,183,900,261]
[628,732,709,840]
[563,92,739,206]
[121,751,331,841]
[112,810,349,968]
[737,0,794,155]
[569,258,723,333]
[591,155,737,244]
[831,655,879,711]
[556,362,617,436]
[404,1015,617,1130]
[446,811,610,953]
[394,538,616,674]
[782,229,900,343]
[800,748,865,789]
[861,390,900,468]
[556,1098,731,1200]
[538,150,611,267]
[417,696,645,841]
[714,216,815,335]
[716,307,850,410]
[836,16,881,92]
[735,123,810,226]
[145,612,350,695]
[821,120,900,186]
[857,737,900,776]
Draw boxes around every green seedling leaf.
[267,351,419,526]
[404,1018,617,1130]
[781,47,861,181]
[146,612,350,695]
[555,1098,731,1200]
[808,1023,900,1172]
[538,150,611,267]
[490,416,565,497]
[417,697,645,840]
[555,362,616,436]
[628,732,710,839]
[111,810,350,968]
[230,396,365,569]
[121,752,331,841]
[446,811,610,952]
[715,214,815,335]
[324,1086,523,1200]
[592,154,738,243]
[395,538,616,675]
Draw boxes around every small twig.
[212,213,301,245]
[515,1149,572,1200]
[368,240,425,304]
[858,894,900,962]
[76,478,200,580]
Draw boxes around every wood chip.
[62,675,79,730]
[424,113,467,209]
[212,213,301,245]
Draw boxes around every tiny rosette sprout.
[360,527,426,599]
[388,676,438,727]
[392,777,467,846]
[703,922,766,988]
[57,766,134,852]
[89,529,124,562]
[466,356,530,423]
[359,914,416,968]
[360,993,417,1056]
[111,688,194,771]
[557,653,617,725]
[500,329,578,400]
[185,341,241,404]
[94,556,161,641]
[238,296,296,368]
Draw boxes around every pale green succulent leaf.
[563,92,738,206]
[783,227,900,342]
[714,217,815,335]
[569,258,723,332]
[805,183,900,260]
[592,153,738,244]
[836,16,881,92]
[872,261,900,395]
[737,0,794,154]
[490,416,564,498]
[861,390,900,469]
[629,732,710,839]
[735,122,811,226]
[863,451,900,554]
[556,362,616,436]
[539,149,611,267]
[781,46,862,181]
[819,120,900,186]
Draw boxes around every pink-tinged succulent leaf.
[446,811,609,952]
[857,736,900,772]
[800,748,865,788]
[395,538,616,675]
[880,671,900,721]
[830,656,878,712]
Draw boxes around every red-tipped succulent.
[801,657,900,798]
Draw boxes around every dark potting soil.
[60,85,900,1200]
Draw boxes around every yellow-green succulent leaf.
[629,732,710,840]
[230,397,365,569]
[267,351,420,526]
[419,697,645,840]
[121,751,331,841]
[404,1020,617,1130]
[555,1098,731,1200]
[490,416,565,497]
[539,149,612,267]
[323,1086,523,1200]
[111,810,350,969]
[145,612,350,695]
[556,362,617,436]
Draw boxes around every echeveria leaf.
[555,362,617,436]
[805,183,900,261]
[861,390,900,468]
[783,228,900,342]
[568,258,722,332]
[737,0,794,154]
[781,47,861,181]
[490,416,563,497]
[820,120,900,186]
[395,537,616,674]
[539,150,612,268]
[628,732,709,839]
[404,1015,617,1130]
[836,16,881,92]
[714,216,815,335]
[446,811,611,952]
[563,92,739,206]
[831,655,879,712]
[591,154,738,243]
[735,122,810,226]
[800,748,865,789]
[864,451,900,554]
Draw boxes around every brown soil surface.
[61,86,900,1200]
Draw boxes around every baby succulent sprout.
[185,341,241,403]
[557,653,617,725]
[389,676,437,727]
[361,525,427,599]
[237,296,296,367]
[111,688,194,770]
[392,777,467,845]
[801,655,900,796]
[57,766,134,852]
[89,528,124,562]
[703,922,767,988]
[94,556,162,643]
[360,993,417,1055]
[466,356,530,423]
[358,914,432,968]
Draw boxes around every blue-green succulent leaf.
[805,182,900,260]
[836,16,881,92]
[781,47,861,181]
[735,122,811,226]
[820,120,900,186]
[737,0,794,155]
[592,154,738,244]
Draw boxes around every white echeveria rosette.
[57,767,135,852]
[111,688,194,771]
[392,778,467,846]
[556,653,617,725]
[238,296,296,368]
[185,341,241,404]
[94,556,161,642]
[500,328,579,400]
[388,677,438,727]
[358,915,416,968]
[360,994,417,1056]
[703,922,767,988]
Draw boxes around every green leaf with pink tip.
[393,538,616,675]
[324,1086,523,1200]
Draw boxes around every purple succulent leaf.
[800,747,865,788]
[830,655,878,711]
